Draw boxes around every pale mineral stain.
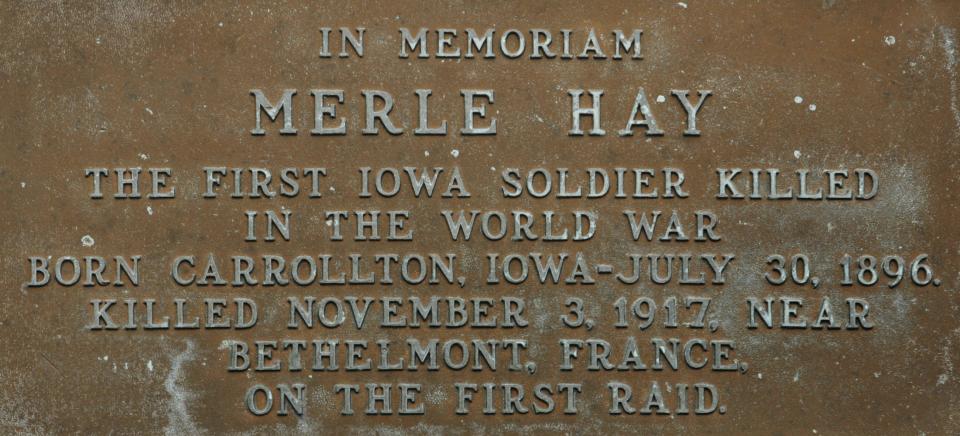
[939,26,960,137]
[164,340,200,435]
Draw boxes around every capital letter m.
[250,89,297,135]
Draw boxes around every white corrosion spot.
[884,35,897,46]
[20,182,25,188]
[794,96,804,104]
[81,235,95,247]
[424,150,430,156]
[425,386,449,405]
[147,360,154,372]
[145,107,154,115]
[808,104,817,111]
[164,340,199,435]
[451,149,460,158]
[139,153,149,160]
[656,95,666,103]
[147,206,154,215]
[794,150,801,159]
[677,2,688,8]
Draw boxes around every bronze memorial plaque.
[3,1,960,434]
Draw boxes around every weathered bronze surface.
[2,1,960,434]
